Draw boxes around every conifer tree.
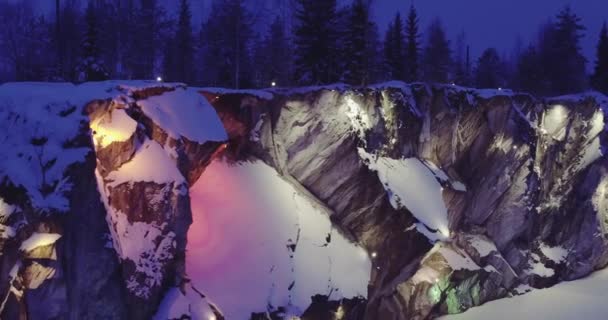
[404,5,420,82]
[78,1,108,81]
[384,13,405,81]
[422,18,451,83]
[200,0,254,88]
[474,47,503,88]
[344,0,372,85]
[550,5,587,94]
[164,0,194,83]
[591,22,608,93]
[293,0,340,84]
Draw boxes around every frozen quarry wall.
[0,81,606,320]
[204,83,608,319]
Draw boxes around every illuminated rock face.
[0,82,226,320]
[0,81,606,320]
[204,84,608,319]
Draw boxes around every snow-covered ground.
[187,159,371,319]
[441,268,608,320]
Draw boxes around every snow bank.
[187,159,371,319]
[358,149,450,240]
[106,139,185,187]
[441,268,608,320]
[0,83,90,212]
[137,87,228,144]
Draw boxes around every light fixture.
[371,252,377,258]
[156,76,162,82]
[271,81,276,87]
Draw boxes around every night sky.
[26,0,607,66]
[373,0,604,68]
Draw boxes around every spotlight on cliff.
[156,76,163,82]
[271,81,277,87]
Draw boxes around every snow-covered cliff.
[0,81,606,319]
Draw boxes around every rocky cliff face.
[0,81,606,320]
[203,83,608,319]
[0,82,226,320]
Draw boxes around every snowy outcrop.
[0,82,226,320]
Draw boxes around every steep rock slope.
[203,83,608,319]
[0,81,606,320]
[0,82,226,320]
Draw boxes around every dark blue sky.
[372,0,603,67]
[187,0,606,67]
[29,0,606,67]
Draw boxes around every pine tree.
[404,4,420,82]
[57,1,82,80]
[551,5,587,94]
[293,0,340,84]
[474,48,503,88]
[128,0,166,79]
[78,1,108,81]
[165,0,194,83]
[384,13,405,81]
[344,0,372,85]
[591,22,608,93]
[265,17,292,87]
[200,0,254,88]
[422,18,451,83]
[452,31,472,86]
[251,17,292,88]
[366,21,383,84]
[516,45,544,94]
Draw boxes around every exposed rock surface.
[203,83,608,319]
[0,82,226,320]
[0,81,606,320]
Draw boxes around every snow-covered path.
[186,159,370,319]
[441,268,608,320]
